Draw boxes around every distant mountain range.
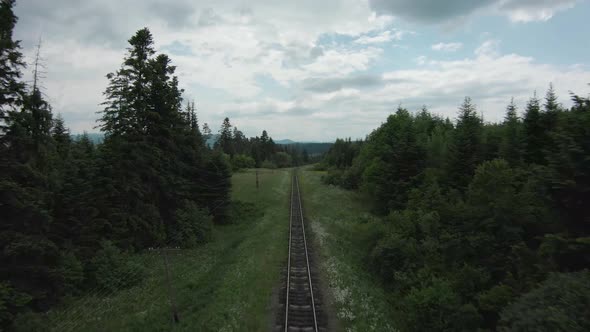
[72,133,104,144]
[73,133,332,155]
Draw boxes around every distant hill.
[69,133,332,155]
[275,139,296,145]
[72,132,104,144]
[206,134,220,148]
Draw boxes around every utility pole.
[256,169,259,189]
[161,248,179,323]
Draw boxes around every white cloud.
[431,42,463,52]
[13,0,394,134]
[415,55,428,65]
[354,30,403,44]
[474,39,501,57]
[499,0,578,22]
[9,1,589,141]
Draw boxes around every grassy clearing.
[47,168,290,331]
[299,168,398,332]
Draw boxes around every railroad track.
[278,174,325,332]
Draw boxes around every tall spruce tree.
[0,1,61,324]
[216,117,234,156]
[447,97,483,188]
[523,95,545,165]
[499,99,523,166]
[0,0,25,132]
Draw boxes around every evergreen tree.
[0,2,61,322]
[0,0,25,131]
[360,108,424,212]
[447,97,483,188]
[51,114,71,159]
[202,122,212,141]
[523,95,545,165]
[499,99,523,166]
[99,28,155,137]
[216,117,234,156]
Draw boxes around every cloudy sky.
[13,0,590,141]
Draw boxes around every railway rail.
[278,174,325,332]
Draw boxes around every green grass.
[47,168,291,331]
[299,168,398,332]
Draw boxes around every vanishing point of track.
[281,174,321,332]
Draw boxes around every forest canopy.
[319,87,590,331]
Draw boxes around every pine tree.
[0,0,25,132]
[202,122,212,141]
[360,108,424,212]
[447,97,483,188]
[52,114,71,159]
[523,95,545,165]
[99,28,155,137]
[216,117,234,156]
[499,99,522,166]
[0,2,61,322]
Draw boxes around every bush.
[171,200,213,247]
[11,311,47,332]
[321,169,343,186]
[57,252,84,295]
[260,160,277,169]
[0,282,31,330]
[231,154,256,171]
[89,241,146,292]
[370,232,419,285]
[274,152,292,168]
[401,278,467,331]
[499,270,590,332]
[311,163,328,171]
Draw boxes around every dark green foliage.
[0,282,31,329]
[56,252,84,296]
[401,279,481,332]
[447,97,483,188]
[523,95,546,165]
[1,23,231,327]
[89,241,145,292]
[216,117,234,156]
[499,99,523,165]
[171,200,213,248]
[11,311,47,332]
[321,88,590,331]
[231,154,256,170]
[0,0,25,126]
[201,151,232,223]
[499,271,590,332]
[360,108,424,212]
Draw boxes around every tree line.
[211,117,315,170]
[0,1,258,328]
[319,87,590,330]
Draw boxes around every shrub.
[260,160,277,169]
[370,232,419,285]
[171,200,213,247]
[499,270,590,332]
[89,241,145,292]
[401,278,465,331]
[57,252,84,295]
[321,169,343,186]
[231,154,256,171]
[0,282,31,330]
[11,311,47,332]
[274,152,292,168]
